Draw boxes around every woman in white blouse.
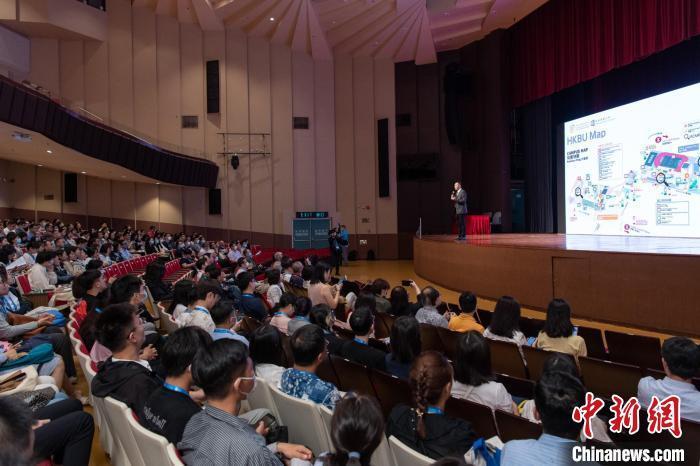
[483,295,527,347]
[249,324,286,387]
[167,279,196,321]
[452,330,519,414]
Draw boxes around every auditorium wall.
[19,1,398,258]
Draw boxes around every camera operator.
[328,227,343,275]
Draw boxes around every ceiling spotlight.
[269,17,275,21]
[80,171,86,174]
[46,150,52,154]
[156,182,161,185]
[37,164,43,167]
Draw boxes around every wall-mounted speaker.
[293,117,309,129]
[206,60,220,114]
[64,173,78,203]
[208,188,222,215]
[377,118,390,198]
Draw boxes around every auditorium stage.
[414,234,700,337]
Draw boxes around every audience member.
[501,371,589,466]
[452,331,518,413]
[143,261,173,302]
[415,287,451,328]
[210,299,249,346]
[315,395,385,466]
[280,325,342,409]
[389,282,421,317]
[168,279,196,321]
[289,261,305,288]
[288,296,313,335]
[249,325,286,387]
[371,279,391,313]
[179,339,312,465]
[266,268,283,306]
[74,270,110,350]
[237,272,269,322]
[309,304,344,355]
[28,251,58,291]
[270,293,296,335]
[386,351,477,459]
[638,336,700,422]
[484,296,527,346]
[535,299,587,358]
[91,303,162,413]
[308,262,341,309]
[341,306,386,371]
[21,241,39,266]
[448,292,484,334]
[385,316,421,379]
[181,281,221,333]
[141,327,212,444]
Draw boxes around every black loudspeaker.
[377,118,390,198]
[206,60,220,114]
[64,173,78,203]
[208,188,222,215]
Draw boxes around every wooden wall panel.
[313,58,336,215]
[87,176,111,218]
[374,58,397,236]
[107,0,133,127]
[353,57,376,236]
[334,55,356,233]
[59,41,84,108]
[292,51,316,211]
[132,5,158,140]
[156,15,181,148]
[83,40,109,120]
[180,23,204,152]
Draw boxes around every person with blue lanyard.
[339,224,350,263]
[184,282,221,334]
[339,306,387,371]
[210,300,249,346]
[236,272,268,323]
[140,327,212,445]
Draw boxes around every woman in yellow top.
[534,298,587,359]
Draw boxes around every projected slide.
[564,83,700,237]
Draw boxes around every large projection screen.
[564,83,700,237]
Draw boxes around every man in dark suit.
[451,181,468,240]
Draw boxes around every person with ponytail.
[386,351,477,460]
[316,394,385,466]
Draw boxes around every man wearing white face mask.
[179,339,313,465]
[141,327,212,444]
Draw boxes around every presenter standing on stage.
[451,181,467,240]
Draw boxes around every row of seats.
[103,253,162,280]
[67,306,184,466]
[247,377,428,466]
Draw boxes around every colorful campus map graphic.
[564,83,700,237]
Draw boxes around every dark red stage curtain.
[510,0,700,107]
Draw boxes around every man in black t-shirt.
[140,327,212,444]
[340,306,387,371]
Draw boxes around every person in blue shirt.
[236,272,268,322]
[501,370,598,466]
[339,225,349,263]
[280,325,341,410]
[210,299,249,347]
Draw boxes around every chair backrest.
[476,309,492,327]
[388,435,433,466]
[376,313,396,337]
[279,333,295,368]
[522,346,576,381]
[604,331,662,370]
[519,317,545,339]
[127,406,173,465]
[576,326,607,360]
[103,396,146,466]
[246,378,281,421]
[579,356,643,399]
[316,354,341,388]
[369,369,413,418]
[436,326,459,360]
[16,274,31,295]
[494,409,543,442]
[268,384,332,455]
[329,355,376,396]
[496,373,536,400]
[373,313,391,340]
[166,443,185,466]
[445,397,499,439]
[419,324,444,353]
[488,339,527,379]
[91,395,116,459]
[240,316,262,334]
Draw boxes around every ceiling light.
[80,171,86,174]
[156,182,161,185]
[37,164,43,167]
[269,17,275,21]
[46,149,52,154]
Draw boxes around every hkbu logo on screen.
[573,392,682,439]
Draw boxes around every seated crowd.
[1,217,699,466]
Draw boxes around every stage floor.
[415,233,700,336]
[422,233,700,256]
